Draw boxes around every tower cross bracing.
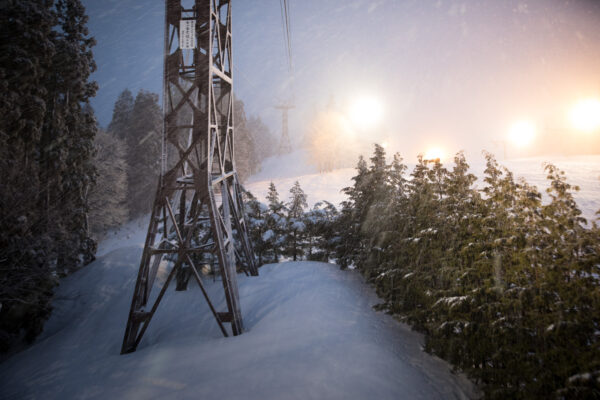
[121,0,257,355]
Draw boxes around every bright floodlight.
[569,98,600,132]
[349,96,384,129]
[508,120,536,148]
[423,147,444,162]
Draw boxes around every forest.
[1,0,97,350]
[244,144,600,399]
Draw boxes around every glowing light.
[423,147,444,162]
[348,96,384,129]
[569,98,600,132]
[508,120,536,148]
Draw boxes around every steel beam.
[121,0,257,355]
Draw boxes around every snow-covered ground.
[246,150,600,223]
[488,155,600,223]
[2,150,598,399]
[95,216,148,258]
[0,251,477,399]
[246,149,355,209]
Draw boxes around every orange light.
[569,99,600,132]
[508,120,536,148]
[348,96,384,129]
[424,147,444,162]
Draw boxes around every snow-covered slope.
[95,216,148,258]
[246,151,600,222]
[2,150,597,399]
[0,249,477,399]
[489,155,600,222]
[246,149,356,208]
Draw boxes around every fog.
[84,0,600,162]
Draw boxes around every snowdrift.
[0,248,476,399]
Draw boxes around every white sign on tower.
[179,20,196,49]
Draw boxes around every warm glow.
[307,110,360,172]
[508,120,536,148]
[569,98,600,132]
[423,147,444,161]
[348,96,384,128]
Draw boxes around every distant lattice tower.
[275,102,294,154]
[121,0,257,354]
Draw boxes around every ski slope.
[0,251,477,399]
[246,150,600,223]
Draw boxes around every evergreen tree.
[264,182,286,262]
[389,152,408,197]
[38,0,98,272]
[246,114,276,161]
[244,191,269,266]
[305,201,339,261]
[361,144,395,274]
[126,90,162,218]
[0,0,55,156]
[107,88,133,140]
[287,181,308,219]
[370,152,409,309]
[0,0,53,351]
[339,144,395,276]
[88,128,128,238]
[0,0,97,350]
[336,155,368,269]
[440,152,482,287]
[234,98,259,181]
[284,181,308,261]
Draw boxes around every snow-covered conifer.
[126,90,162,218]
[244,191,269,266]
[107,89,134,140]
[88,129,128,238]
[264,182,286,262]
[283,181,308,261]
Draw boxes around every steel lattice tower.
[275,103,294,154]
[121,0,257,354]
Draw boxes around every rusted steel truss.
[121,0,257,354]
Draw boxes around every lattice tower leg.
[121,0,256,355]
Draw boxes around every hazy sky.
[83,0,600,161]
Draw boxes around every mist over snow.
[245,151,600,223]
